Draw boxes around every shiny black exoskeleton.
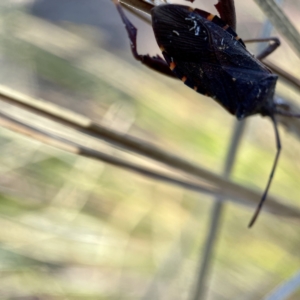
[152,4,278,120]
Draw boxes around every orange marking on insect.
[223,24,229,30]
[207,14,215,21]
[181,76,187,83]
[194,86,197,91]
[170,62,176,70]
[159,45,165,52]
[188,7,194,12]
[235,36,241,41]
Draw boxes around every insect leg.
[248,114,281,227]
[214,0,236,31]
[112,0,177,78]
[244,37,280,60]
[275,109,300,118]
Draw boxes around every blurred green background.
[0,0,300,299]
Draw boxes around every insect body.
[113,1,282,227]
[151,5,278,120]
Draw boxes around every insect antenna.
[248,114,281,227]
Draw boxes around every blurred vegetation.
[0,0,299,299]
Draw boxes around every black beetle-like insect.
[112,0,289,227]
[152,5,278,120]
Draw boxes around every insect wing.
[152,5,215,62]
[151,4,277,117]
[151,5,240,114]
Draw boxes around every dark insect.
[112,0,289,227]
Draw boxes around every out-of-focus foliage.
[0,0,300,299]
